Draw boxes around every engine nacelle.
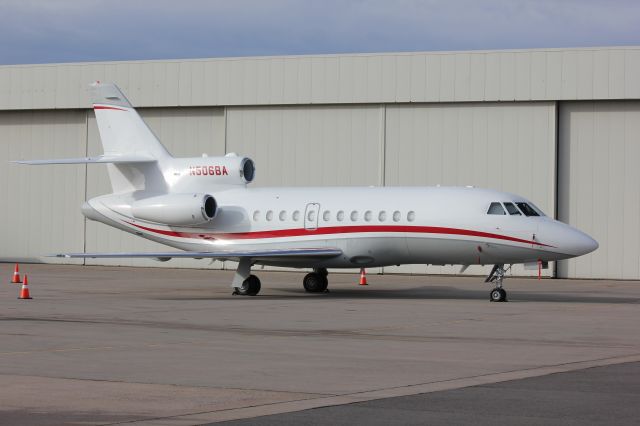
[171,154,255,186]
[131,193,217,226]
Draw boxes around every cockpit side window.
[528,202,546,216]
[503,202,522,215]
[515,202,540,217]
[487,202,506,215]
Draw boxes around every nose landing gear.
[486,264,509,302]
[490,287,507,302]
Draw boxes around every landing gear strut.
[485,264,509,302]
[303,268,329,293]
[231,258,262,296]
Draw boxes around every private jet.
[14,83,598,301]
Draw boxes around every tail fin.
[91,82,171,160]
[90,82,170,194]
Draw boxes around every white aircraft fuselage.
[84,185,596,269]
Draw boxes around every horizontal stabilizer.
[13,155,156,165]
[52,247,343,262]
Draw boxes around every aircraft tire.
[303,273,328,293]
[490,288,507,302]
[314,267,329,277]
[237,275,261,296]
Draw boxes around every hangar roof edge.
[1,46,639,109]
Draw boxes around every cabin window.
[407,211,416,222]
[323,210,331,221]
[279,210,287,221]
[253,210,260,221]
[266,210,273,221]
[337,210,345,221]
[503,202,522,216]
[364,210,372,222]
[393,211,401,222]
[350,210,359,221]
[292,210,300,221]
[487,202,506,215]
[515,202,540,217]
[378,211,387,222]
[307,210,316,222]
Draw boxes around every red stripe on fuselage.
[125,222,553,247]
[93,105,127,111]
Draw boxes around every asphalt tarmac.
[0,263,638,425]
[218,361,640,426]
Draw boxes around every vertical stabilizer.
[91,82,170,160]
[90,82,170,193]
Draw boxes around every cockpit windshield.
[528,202,546,216]
[515,202,540,217]
[503,202,521,216]
[487,202,506,215]
[486,201,546,217]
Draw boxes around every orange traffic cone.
[538,260,542,280]
[10,263,22,284]
[359,268,368,286]
[18,275,32,300]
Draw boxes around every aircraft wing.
[53,247,343,262]
[13,155,156,165]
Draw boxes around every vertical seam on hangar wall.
[379,103,386,186]
[553,100,560,278]
[554,101,560,220]
[223,106,228,154]
[380,103,387,275]
[222,106,228,272]
[83,109,89,264]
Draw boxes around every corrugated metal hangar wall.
[1,47,640,279]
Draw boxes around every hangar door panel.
[85,107,226,268]
[384,102,556,277]
[0,111,86,263]
[558,101,640,279]
[226,105,383,187]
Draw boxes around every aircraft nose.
[566,228,599,257]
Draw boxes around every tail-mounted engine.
[169,154,255,189]
[132,193,217,226]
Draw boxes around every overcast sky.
[1,0,639,65]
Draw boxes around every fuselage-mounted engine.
[131,193,217,226]
[167,153,255,192]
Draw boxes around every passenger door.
[304,203,320,230]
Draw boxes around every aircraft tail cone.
[359,268,368,286]
[18,275,32,300]
[10,263,22,284]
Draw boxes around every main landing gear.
[232,258,262,296]
[303,268,329,293]
[233,274,261,296]
[231,260,330,296]
[485,264,509,302]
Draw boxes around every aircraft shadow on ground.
[154,286,640,304]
